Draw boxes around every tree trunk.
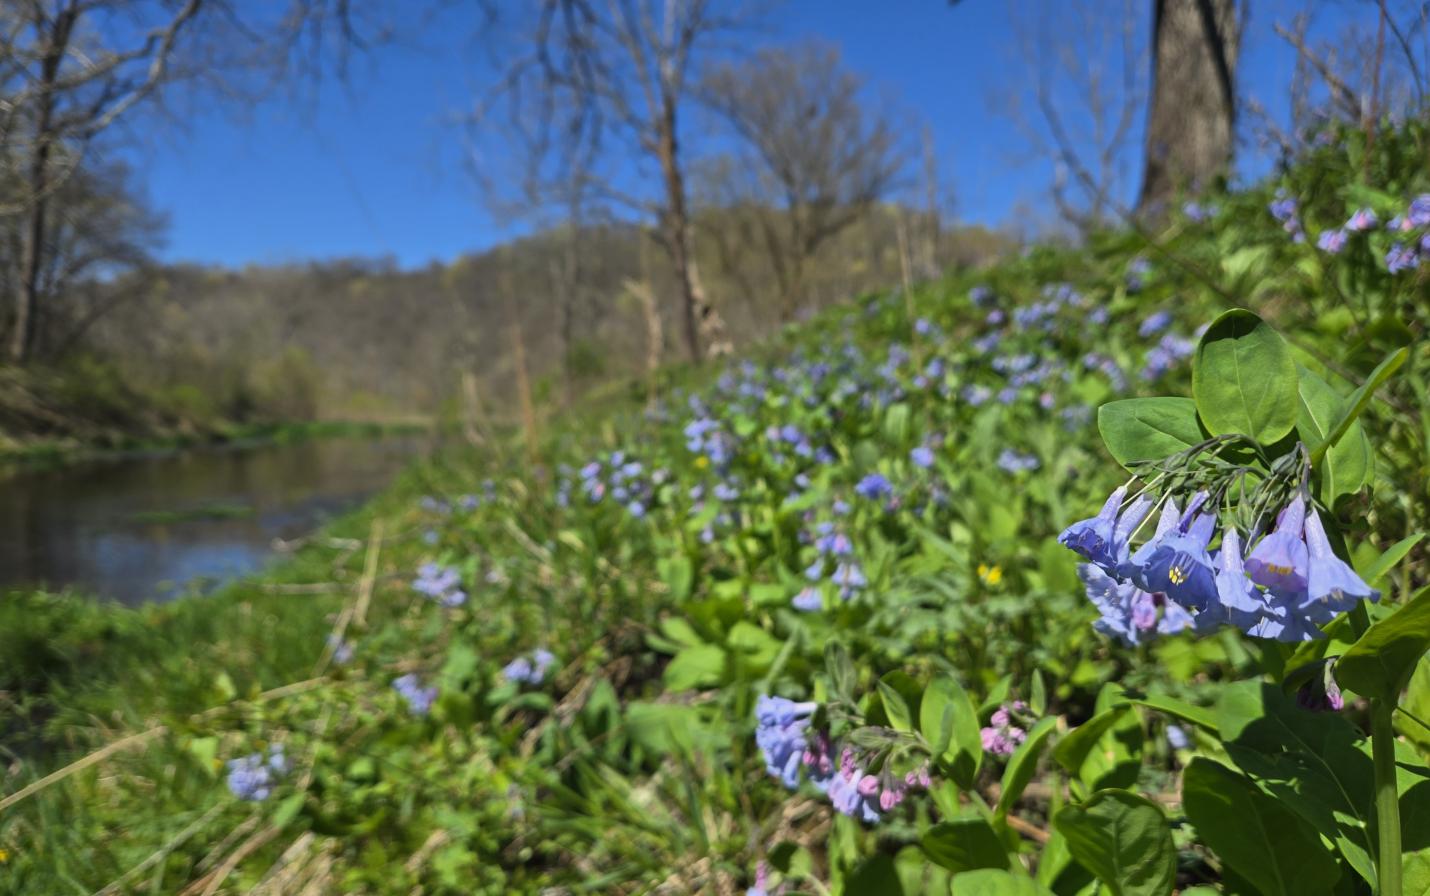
[9,9,76,366]
[1137,0,1240,216]
[654,92,729,363]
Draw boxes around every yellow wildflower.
[978,563,1003,586]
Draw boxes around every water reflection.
[0,435,427,605]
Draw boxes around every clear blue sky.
[123,0,1356,270]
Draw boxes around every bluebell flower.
[1139,310,1173,338]
[1302,508,1379,613]
[832,561,866,598]
[1183,201,1211,222]
[910,445,935,469]
[1166,724,1190,750]
[1245,496,1309,596]
[1080,564,1192,646]
[1410,194,1430,227]
[1317,228,1348,253]
[1210,527,1268,622]
[394,673,438,715]
[413,562,466,607]
[792,586,823,612]
[1345,207,1377,232]
[854,473,892,501]
[1269,194,1301,235]
[964,384,992,406]
[502,657,533,684]
[1133,511,1220,611]
[326,634,354,664]
[226,752,278,801]
[1059,486,1128,568]
[970,285,994,306]
[1386,242,1418,273]
[996,449,1038,473]
[755,696,816,789]
[1126,257,1152,292]
[1141,333,1194,380]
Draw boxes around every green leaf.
[1295,365,1373,506]
[1336,586,1430,704]
[1406,847,1430,896]
[949,869,1055,896]
[661,643,725,691]
[273,792,306,829]
[826,641,855,702]
[921,817,1010,872]
[879,680,915,733]
[1361,533,1426,586]
[1029,670,1048,717]
[1181,758,1341,896]
[1311,346,1408,463]
[846,853,903,896]
[922,674,982,787]
[1192,309,1299,444]
[1054,790,1176,896]
[1097,397,1205,468]
[1052,704,1129,774]
[1216,681,1377,887]
[1122,691,1218,734]
[996,717,1058,819]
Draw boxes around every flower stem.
[1371,697,1402,896]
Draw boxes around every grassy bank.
[0,418,434,468]
[2,124,1428,894]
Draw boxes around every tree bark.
[1137,0,1240,216]
[10,9,78,365]
[655,99,702,363]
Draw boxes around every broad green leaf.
[1217,681,1377,887]
[1406,848,1430,896]
[921,817,1010,872]
[1336,586,1430,704]
[1181,758,1341,896]
[1052,704,1129,774]
[1096,397,1205,468]
[845,853,903,896]
[996,716,1058,819]
[922,674,983,788]
[657,554,694,602]
[661,643,724,691]
[1054,790,1176,896]
[879,680,915,733]
[1311,346,1408,463]
[1361,533,1426,587]
[826,641,856,702]
[1192,309,1299,444]
[1029,670,1048,717]
[1295,365,1373,506]
[273,792,306,829]
[1121,690,1218,734]
[950,869,1055,896]
[1400,654,1430,754]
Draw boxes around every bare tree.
[1247,3,1430,164]
[0,0,208,364]
[699,43,908,321]
[0,0,392,366]
[477,0,762,363]
[997,0,1147,235]
[1137,0,1242,215]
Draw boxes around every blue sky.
[123,0,1357,269]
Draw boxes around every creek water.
[0,434,428,605]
